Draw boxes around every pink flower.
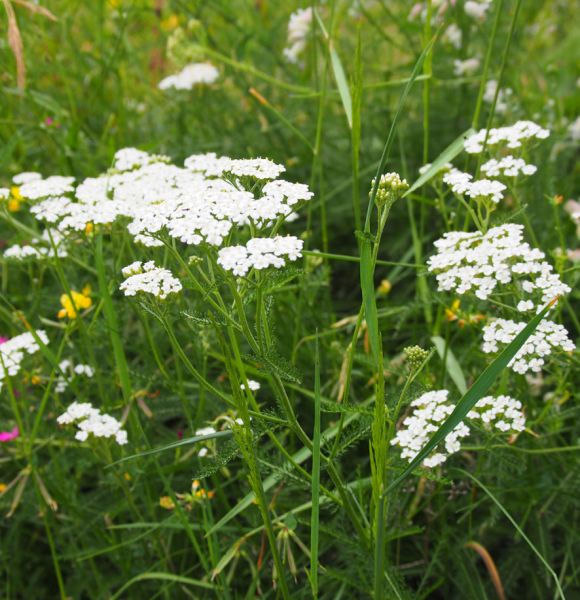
[0,427,19,442]
[0,336,8,345]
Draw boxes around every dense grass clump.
[0,1,578,598]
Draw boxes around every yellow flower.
[445,299,461,322]
[159,496,175,510]
[31,375,42,385]
[377,279,392,296]
[0,483,7,494]
[8,199,21,212]
[10,186,22,201]
[58,287,92,319]
[161,14,180,31]
[85,223,94,235]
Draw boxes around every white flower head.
[120,261,182,300]
[57,402,128,445]
[158,62,219,91]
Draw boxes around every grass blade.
[387,299,557,492]
[431,335,467,394]
[309,335,322,597]
[108,430,233,466]
[404,128,475,197]
[457,469,565,600]
[110,572,218,599]
[314,9,352,129]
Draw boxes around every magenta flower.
[0,336,8,345]
[0,427,19,442]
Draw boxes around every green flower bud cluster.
[403,345,429,370]
[371,172,409,208]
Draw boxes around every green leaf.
[431,335,468,394]
[108,431,233,466]
[360,237,381,364]
[387,300,556,492]
[314,9,352,129]
[403,128,475,196]
[110,572,218,599]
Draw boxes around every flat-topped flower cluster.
[120,261,183,300]
[482,319,575,374]
[17,149,310,281]
[0,331,48,388]
[391,389,525,468]
[427,223,570,303]
[158,62,219,91]
[438,120,549,206]
[57,402,128,445]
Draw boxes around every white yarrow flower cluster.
[390,390,470,468]
[392,390,528,468]
[442,168,506,203]
[464,0,491,20]
[217,236,303,277]
[482,79,513,115]
[13,172,42,185]
[57,402,128,445]
[0,331,49,387]
[54,359,96,394]
[3,229,68,261]
[240,379,260,392]
[158,62,219,91]
[482,319,575,374]
[427,224,570,304]
[453,57,480,76]
[481,156,537,178]
[464,120,550,154]
[23,148,308,255]
[467,395,526,432]
[17,175,75,200]
[283,8,313,64]
[120,261,182,300]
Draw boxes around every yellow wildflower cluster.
[58,286,92,319]
[6,186,22,212]
[159,480,215,511]
[445,299,485,328]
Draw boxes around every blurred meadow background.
[0,0,579,598]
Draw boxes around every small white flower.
[241,379,260,392]
[453,57,480,77]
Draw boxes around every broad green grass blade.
[431,335,467,394]
[360,237,381,364]
[387,300,556,492]
[108,430,233,466]
[310,336,322,598]
[110,572,218,599]
[404,128,474,196]
[314,9,352,129]
[456,469,565,600]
